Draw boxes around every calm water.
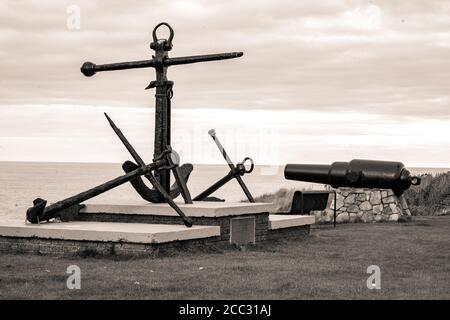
[0,162,448,222]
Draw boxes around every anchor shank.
[153,47,171,195]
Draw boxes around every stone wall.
[0,235,225,258]
[266,225,310,241]
[313,188,411,224]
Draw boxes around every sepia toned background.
[0,0,449,167]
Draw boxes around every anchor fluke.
[26,198,47,224]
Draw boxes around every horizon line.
[1,160,449,170]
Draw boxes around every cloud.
[0,1,449,164]
[0,104,448,167]
[0,0,449,117]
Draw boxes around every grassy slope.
[0,216,449,299]
[252,188,297,213]
[403,172,450,215]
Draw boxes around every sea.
[0,162,448,222]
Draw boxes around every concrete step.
[268,215,315,230]
[81,201,275,218]
[0,221,220,244]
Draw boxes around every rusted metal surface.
[103,113,193,225]
[80,53,243,77]
[26,23,243,227]
[81,22,243,200]
[26,149,193,227]
[194,129,255,202]
[123,162,193,202]
[104,113,192,203]
[26,158,166,224]
[165,151,193,204]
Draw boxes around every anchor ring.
[152,22,174,49]
[238,157,254,174]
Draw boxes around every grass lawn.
[0,216,449,299]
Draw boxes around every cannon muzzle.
[284,159,420,196]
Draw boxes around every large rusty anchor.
[194,129,255,202]
[81,22,243,202]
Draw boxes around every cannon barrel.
[284,159,420,196]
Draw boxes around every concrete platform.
[0,221,220,244]
[81,201,276,217]
[268,215,315,230]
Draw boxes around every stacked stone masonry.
[313,188,411,224]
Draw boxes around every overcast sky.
[0,0,449,167]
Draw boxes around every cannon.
[284,159,420,196]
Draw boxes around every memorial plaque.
[230,216,255,245]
